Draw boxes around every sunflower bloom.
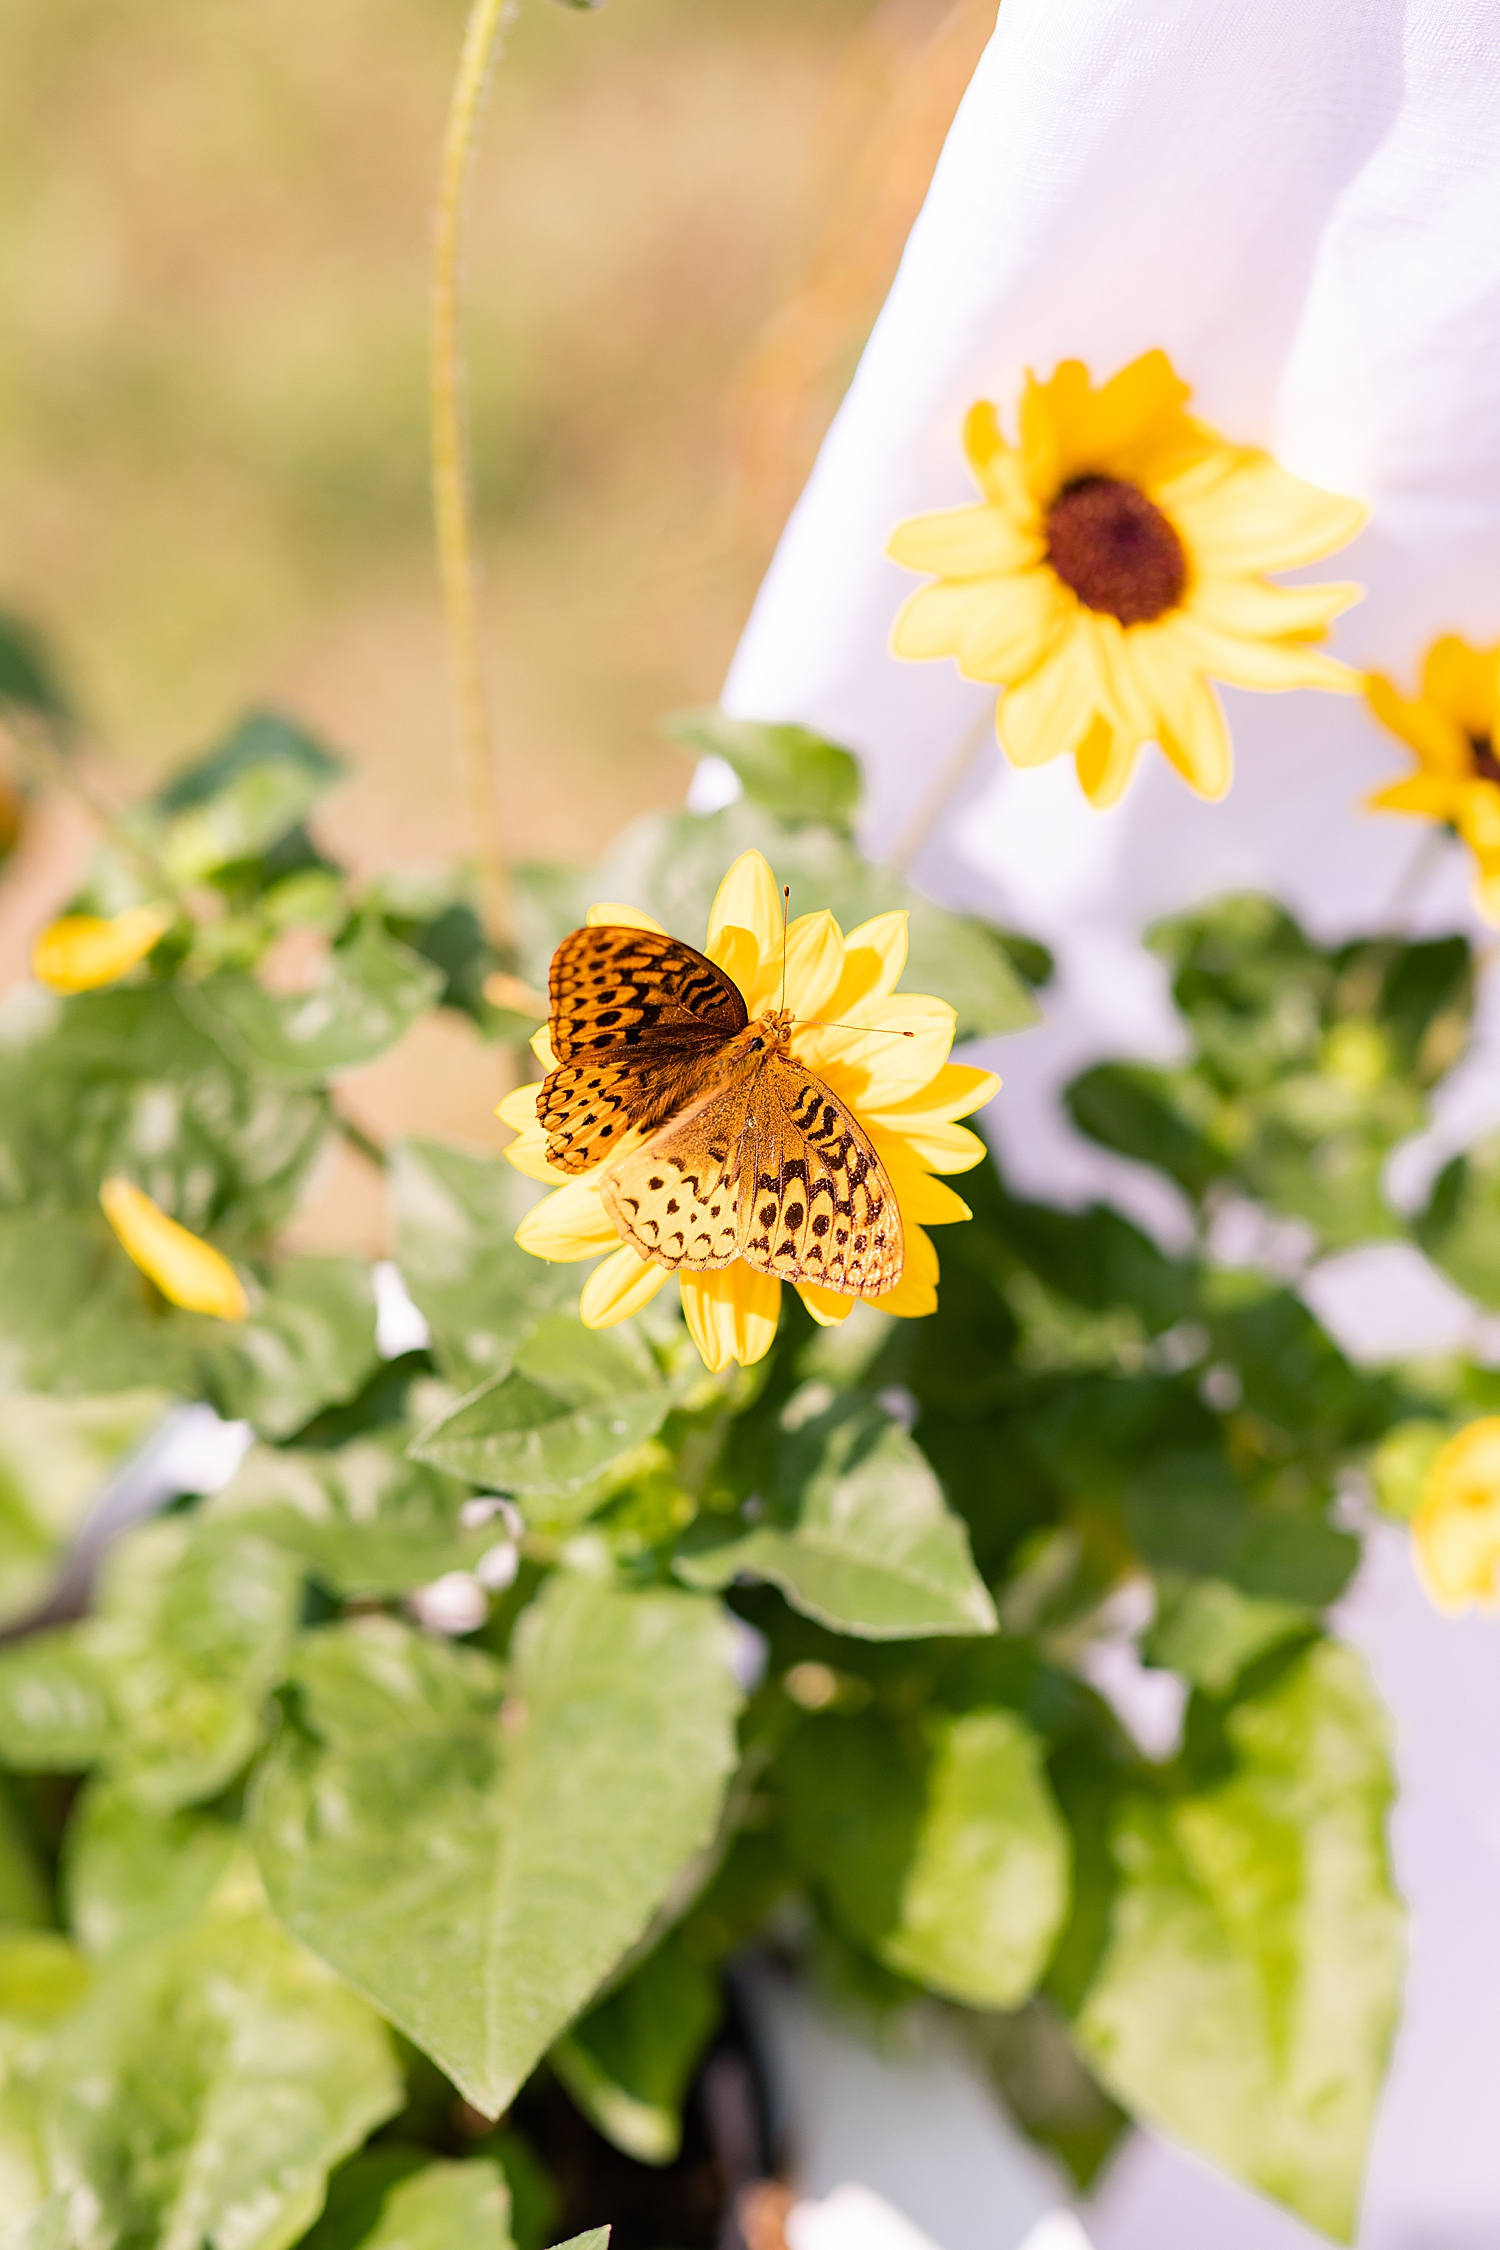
[100,1177,248,1321]
[500,850,998,1373]
[1365,636,1500,922]
[888,349,1365,809]
[33,902,173,994]
[1410,1418,1500,1614]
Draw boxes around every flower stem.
[432,0,518,950]
[888,703,991,872]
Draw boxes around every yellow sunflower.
[499,849,998,1373]
[888,349,1365,808]
[1410,1418,1500,1614]
[1365,635,1500,922]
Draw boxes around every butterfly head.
[735,1007,795,1059]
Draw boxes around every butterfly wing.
[540,925,748,1173]
[737,1050,903,1297]
[599,1049,904,1298]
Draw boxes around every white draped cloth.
[716,2,1500,2242]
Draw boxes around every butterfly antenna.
[796,1021,915,1038]
[780,885,790,1015]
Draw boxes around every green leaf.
[411,1319,679,1503]
[1419,1133,1500,1308]
[1122,1450,1357,1607]
[39,1863,400,2250]
[547,2237,609,2250]
[0,1390,167,1629]
[201,1258,380,1439]
[252,1578,741,2117]
[0,982,328,1238]
[391,1140,577,1389]
[1144,1577,1312,1695]
[881,1709,1070,2009]
[0,1216,194,1398]
[0,1934,93,2232]
[0,1519,303,1808]
[314,2160,513,2250]
[679,1400,996,1639]
[206,1438,495,1596]
[0,1785,49,1931]
[0,614,72,730]
[64,1783,239,1957]
[551,1933,720,2165]
[154,708,344,882]
[184,923,443,1086]
[1369,1418,1451,1521]
[1066,1062,1227,1202]
[1076,1640,1403,2240]
[667,710,861,832]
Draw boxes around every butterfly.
[537,924,904,1297]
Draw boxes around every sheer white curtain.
[719,2,1500,2242]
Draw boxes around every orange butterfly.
[538,924,903,1298]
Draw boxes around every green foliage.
[251,1582,741,2116]
[1077,1642,1403,2243]
[0,707,1474,2246]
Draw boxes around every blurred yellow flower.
[100,1177,249,1322]
[1411,1417,1500,1613]
[33,902,173,993]
[1365,636,1500,922]
[889,349,1364,809]
[500,850,998,1373]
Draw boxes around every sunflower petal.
[33,902,173,995]
[829,912,908,1013]
[1365,673,1471,773]
[515,1179,618,1262]
[1168,612,1358,693]
[710,922,764,1008]
[1127,624,1233,800]
[680,1265,781,1372]
[1166,453,1366,572]
[100,1178,247,1321]
[587,902,666,933]
[796,1282,855,1327]
[580,1246,672,1327]
[887,503,1040,580]
[780,909,845,1022]
[998,625,1106,768]
[1422,636,1500,740]
[707,850,783,958]
[1188,575,1361,639]
[497,1082,545,1131]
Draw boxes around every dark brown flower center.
[1044,474,1188,627]
[1469,732,1500,785]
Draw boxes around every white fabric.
[723,0,1500,1231]
[720,3,1500,2240]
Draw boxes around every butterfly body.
[539,926,903,1298]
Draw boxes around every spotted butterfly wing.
[598,1047,903,1297]
[539,925,747,1173]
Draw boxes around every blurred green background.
[0,0,993,1234]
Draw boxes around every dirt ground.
[0,0,997,1248]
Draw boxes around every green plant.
[1,679,1490,2246]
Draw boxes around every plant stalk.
[432,0,518,950]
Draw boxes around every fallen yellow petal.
[33,903,173,994]
[99,1178,248,1320]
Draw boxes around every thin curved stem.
[432,0,518,948]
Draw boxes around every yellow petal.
[515,1179,618,1262]
[962,401,1035,514]
[1074,716,1139,810]
[1366,773,1466,821]
[869,1061,1001,1127]
[33,903,173,995]
[875,1223,940,1318]
[99,1178,247,1321]
[580,1246,672,1327]
[887,502,1041,580]
[680,1265,781,1372]
[880,1117,992,1173]
[1187,575,1361,639]
[998,623,1108,768]
[1127,624,1233,800]
[1165,453,1366,572]
[1365,673,1470,775]
[795,995,956,1108]
[1422,636,1500,740]
[876,1148,973,1225]
[826,912,908,1014]
[1167,612,1358,693]
[531,1027,557,1069]
[796,1282,855,1327]
[586,902,666,933]
[780,909,845,1023]
[707,850,783,959]
[497,1082,545,1131]
[1457,785,1500,855]
[1060,349,1194,485]
[1411,1419,1500,1612]
[1473,857,1500,928]
[708,922,764,1008]
[504,1125,565,1184]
